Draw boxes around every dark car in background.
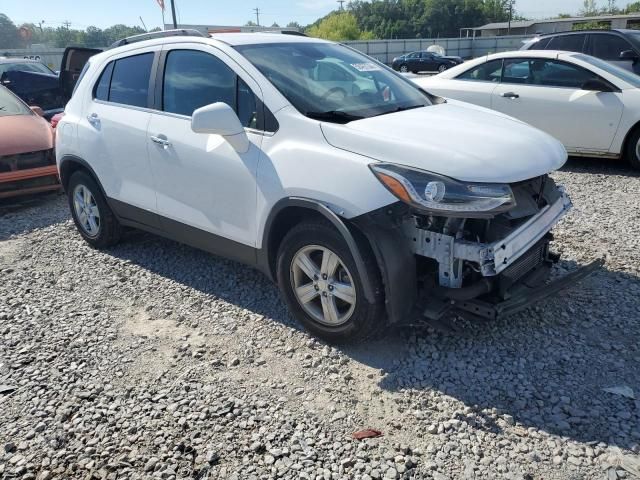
[0,47,100,119]
[521,29,640,75]
[391,51,463,74]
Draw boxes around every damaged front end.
[355,170,601,325]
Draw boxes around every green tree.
[625,1,640,12]
[580,0,599,15]
[0,13,21,48]
[286,21,302,29]
[307,12,373,40]
[270,22,280,28]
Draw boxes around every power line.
[253,7,260,26]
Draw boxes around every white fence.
[1,34,533,71]
[345,34,533,63]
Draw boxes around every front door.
[492,58,623,153]
[146,45,263,255]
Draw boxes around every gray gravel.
[1,158,639,480]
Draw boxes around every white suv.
[56,30,600,343]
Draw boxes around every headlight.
[370,163,516,216]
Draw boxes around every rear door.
[60,47,102,102]
[78,48,160,222]
[491,57,623,153]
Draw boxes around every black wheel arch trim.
[258,197,377,303]
[350,202,417,325]
[59,154,108,197]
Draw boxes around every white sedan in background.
[412,50,640,169]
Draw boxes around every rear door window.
[547,34,587,53]
[94,62,114,101]
[108,53,154,108]
[591,34,634,60]
[456,59,503,82]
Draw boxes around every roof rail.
[110,29,206,48]
[261,30,308,37]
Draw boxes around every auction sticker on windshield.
[351,63,381,72]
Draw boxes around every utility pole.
[170,0,178,29]
[337,0,345,10]
[507,0,514,35]
[139,16,148,31]
[62,20,71,29]
[253,7,260,26]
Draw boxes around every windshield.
[235,42,430,123]
[572,53,640,88]
[0,62,55,77]
[0,86,31,117]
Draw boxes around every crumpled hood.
[320,102,567,183]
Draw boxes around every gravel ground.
[1,158,639,480]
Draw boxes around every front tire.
[67,170,121,248]
[276,220,384,344]
[624,128,640,170]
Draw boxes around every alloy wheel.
[73,184,101,237]
[290,245,356,326]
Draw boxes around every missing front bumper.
[426,259,603,322]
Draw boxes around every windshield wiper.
[306,110,364,124]
[373,104,425,118]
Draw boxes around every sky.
[1,0,591,31]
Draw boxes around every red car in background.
[0,85,59,199]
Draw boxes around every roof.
[475,13,640,30]
[210,32,326,46]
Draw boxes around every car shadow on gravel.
[107,229,639,450]
[563,156,640,177]
[0,192,68,240]
[363,261,640,450]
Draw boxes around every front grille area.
[0,149,54,173]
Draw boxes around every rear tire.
[624,128,640,170]
[276,220,385,344]
[399,64,408,73]
[67,170,121,248]
[438,64,448,73]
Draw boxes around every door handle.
[87,113,100,126]
[150,135,171,148]
[500,92,520,99]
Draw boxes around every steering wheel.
[321,87,347,102]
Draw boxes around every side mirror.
[619,49,639,61]
[191,102,249,153]
[581,79,614,92]
[30,106,45,117]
